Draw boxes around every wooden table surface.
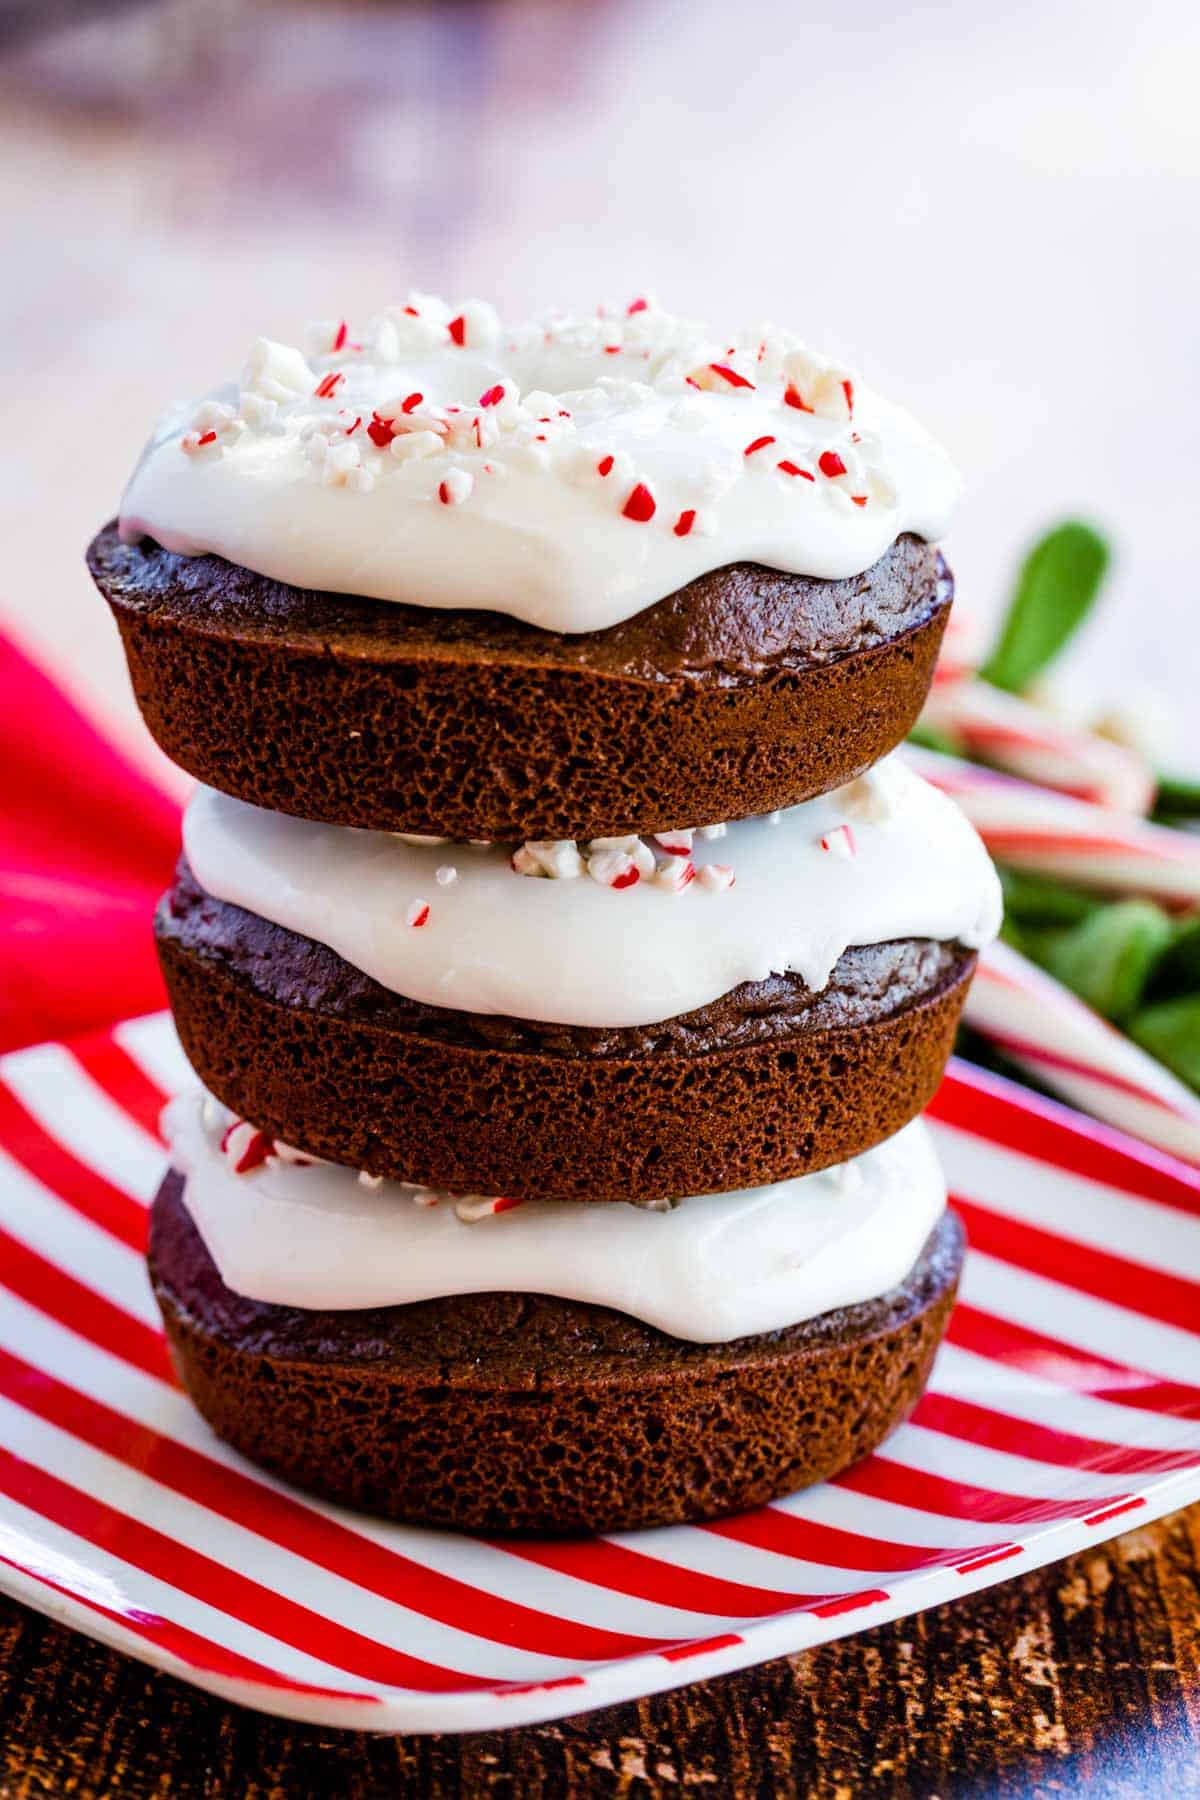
[2,4,1200,1794]
[3,1503,1200,1796]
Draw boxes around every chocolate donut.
[94,293,992,1535]
[158,860,975,1203]
[88,523,948,841]
[151,1173,964,1534]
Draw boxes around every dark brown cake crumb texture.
[89,524,949,838]
[89,518,971,1531]
[152,1178,964,1534]
[158,865,976,1202]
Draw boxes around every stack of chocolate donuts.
[90,297,1000,1531]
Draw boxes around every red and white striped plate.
[1,1013,1199,1734]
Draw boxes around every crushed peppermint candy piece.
[818,450,848,479]
[590,835,656,877]
[391,430,444,463]
[359,1170,385,1192]
[376,393,446,435]
[831,1157,866,1196]
[182,400,246,456]
[317,439,372,491]
[837,773,892,822]
[405,898,431,927]
[241,336,314,403]
[867,467,898,508]
[446,300,500,349]
[673,508,696,537]
[621,481,656,522]
[512,840,585,880]
[653,857,696,893]
[512,441,551,472]
[271,1139,316,1166]
[697,821,728,840]
[743,435,776,458]
[302,428,373,491]
[697,862,736,892]
[818,823,857,858]
[306,319,358,356]
[782,348,855,421]
[238,391,277,430]
[587,848,641,889]
[435,864,458,886]
[218,1119,311,1175]
[654,828,694,856]
[438,468,474,506]
[410,1187,439,1206]
[454,1194,525,1222]
[690,362,756,392]
[219,1120,273,1174]
[195,400,243,440]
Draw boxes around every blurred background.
[1,0,1197,787]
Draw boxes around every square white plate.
[1,1014,1198,1734]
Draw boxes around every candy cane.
[928,604,986,691]
[906,746,1200,909]
[965,940,1200,1165]
[922,677,1154,814]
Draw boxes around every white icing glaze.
[118,295,961,634]
[165,1091,947,1342]
[182,754,1002,1030]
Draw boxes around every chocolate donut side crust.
[90,523,950,839]
[150,1178,964,1533]
[156,870,976,1202]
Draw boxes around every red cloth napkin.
[0,635,181,1053]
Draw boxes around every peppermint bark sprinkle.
[508,824,730,894]
[162,295,920,564]
[220,1119,313,1175]
[622,482,656,523]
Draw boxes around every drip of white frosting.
[118,295,961,634]
[164,1091,947,1343]
[182,753,1002,1031]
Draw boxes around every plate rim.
[2,1466,1198,1734]
[4,1041,1200,1733]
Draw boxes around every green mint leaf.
[999,867,1101,927]
[1038,898,1173,1023]
[1151,770,1200,825]
[997,912,1027,954]
[1148,915,1200,1001]
[906,722,962,757]
[980,520,1110,693]
[1129,995,1200,1092]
